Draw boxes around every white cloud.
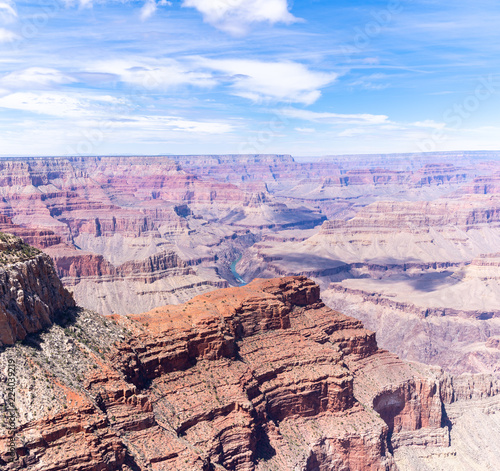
[350,73,390,91]
[141,0,171,20]
[98,115,233,134]
[338,128,369,137]
[62,0,93,8]
[199,58,337,105]
[0,68,75,90]
[89,57,336,104]
[0,0,17,42]
[0,1,17,22]
[63,0,172,18]
[296,127,316,134]
[0,92,125,117]
[282,107,390,125]
[295,127,316,133]
[0,114,233,156]
[0,26,17,42]
[412,120,446,129]
[283,108,453,145]
[90,58,216,89]
[182,0,299,35]
[140,0,157,21]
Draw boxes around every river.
[230,255,247,286]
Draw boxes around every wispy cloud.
[99,114,233,134]
[0,91,124,117]
[0,26,17,42]
[0,67,75,91]
[0,0,17,21]
[86,57,336,104]
[281,106,452,150]
[0,0,17,42]
[0,113,234,156]
[198,58,337,104]
[140,0,172,20]
[62,0,95,8]
[182,0,299,35]
[295,127,316,133]
[282,108,390,125]
[63,0,172,18]
[349,73,390,90]
[140,0,157,21]
[88,58,216,89]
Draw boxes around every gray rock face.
[0,234,75,346]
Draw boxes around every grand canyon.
[1,152,499,470]
[2,0,499,468]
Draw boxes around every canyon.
[1,152,499,378]
[0,241,499,470]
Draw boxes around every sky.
[0,0,499,156]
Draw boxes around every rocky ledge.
[0,232,75,346]
[1,275,488,470]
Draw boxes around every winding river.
[230,255,247,286]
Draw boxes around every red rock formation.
[3,406,130,470]
[46,244,194,283]
[1,276,458,470]
[0,215,61,249]
[411,163,468,186]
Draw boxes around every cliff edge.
[0,232,75,346]
[2,273,486,470]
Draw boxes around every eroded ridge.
[0,276,478,470]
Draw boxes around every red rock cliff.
[0,276,455,470]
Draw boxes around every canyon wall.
[2,153,500,374]
[3,274,493,470]
[0,156,328,314]
[0,232,75,346]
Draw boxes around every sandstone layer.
[2,276,488,470]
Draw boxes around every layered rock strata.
[0,156,328,314]
[0,276,465,470]
[0,232,75,346]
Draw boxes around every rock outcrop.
[0,275,472,471]
[0,232,75,346]
[0,215,62,249]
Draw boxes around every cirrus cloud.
[0,67,76,91]
[281,108,390,125]
[0,0,17,42]
[0,0,17,21]
[89,58,216,90]
[0,26,17,42]
[0,91,125,117]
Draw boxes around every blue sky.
[0,0,499,156]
